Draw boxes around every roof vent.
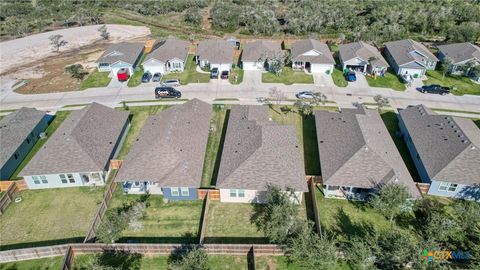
[472,146,476,150]
[364,146,369,151]
[461,140,468,144]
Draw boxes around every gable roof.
[145,38,190,63]
[196,39,235,64]
[216,105,307,192]
[437,42,480,64]
[339,41,389,67]
[20,103,129,176]
[315,107,420,197]
[0,108,46,169]
[96,42,144,65]
[384,39,438,67]
[115,99,212,187]
[290,39,335,65]
[399,105,480,185]
[242,40,283,62]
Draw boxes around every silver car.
[152,73,162,82]
[162,79,181,87]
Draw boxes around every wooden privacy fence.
[416,183,430,195]
[197,189,220,201]
[0,180,27,215]
[198,192,211,244]
[308,178,322,235]
[83,170,119,243]
[61,246,74,270]
[0,244,284,263]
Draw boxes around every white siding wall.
[143,59,165,74]
[220,189,303,204]
[25,171,105,189]
[398,67,424,77]
[110,61,134,78]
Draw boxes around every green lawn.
[0,187,104,250]
[79,70,111,89]
[262,67,314,85]
[162,54,211,84]
[332,67,348,87]
[10,111,70,179]
[366,71,406,91]
[0,257,63,270]
[424,70,480,96]
[108,193,203,243]
[127,52,148,87]
[201,105,229,187]
[229,67,244,84]
[115,105,170,159]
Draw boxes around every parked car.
[142,72,152,83]
[221,70,229,79]
[295,91,316,99]
[345,71,356,82]
[155,87,182,99]
[152,73,162,82]
[211,68,219,79]
[162,79,181,87]
[417,85,450,95]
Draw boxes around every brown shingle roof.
[291,39,335,64]
[20,103,129,176]
[437,42,480,64]
[96,42,144,65]
[384,39,438,67]
[339,41,389,67]
[196,39,235,64]
[145,38,190,63]
[115,99,212,187]
[241,40,283,62]
[216,105,307,192]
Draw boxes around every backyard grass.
[262,67,314,85]
[366,71,406,91]
[201,105,229,187]
[10,111,70,179]
[380,111,421,181]
[424,70,480,96]
[229,67,244,84]
[332,67,348,87]
[79,70,111,89]
[108,193,203,243]
[162,54,211,84]
[0,256,63,270]
[115,105,169,159]
[0,187,104,250]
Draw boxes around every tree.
[441,57,453,79]
[95,210,128,244]
[286,221,338,269]
[468,65,480,80]
[98,25,110,40]
[373,94,389,111]
[293,100,314,116]
[268,87,286,105]
[344,236,377,270]
[370,182,411,225]
[169,247,208,270]
[375,229,417,270]
[251,184,300,245]
[65,64,87,80]
[464,60,477,76]
[184,7,202,24]
[260,51,287,76]
[367,56,378,75]
[49,34,67,52]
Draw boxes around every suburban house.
[115,99,212,201]
[315,106,420,200]
[143,38,190,75]
[20,103,130,189]
[437,42,480,82]
[196,39,235,72]
[384,39,438,78]
[96,42,145,78]
[0,108,48,180]
[290,39,335,74]
[241,40,283,71]
[338,41,389,75]
[216,105,308,204]
[398,105,480,201]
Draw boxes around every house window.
[67,174,75,183]
[229,189,245,198]
[32,176,41,184]
[438,182,458,192]
[171,187,180,196]
[40,176,48,184]
[60,174,67,184]
[230,189,237,197]
[180,187,189,196]
[238,189,245,198]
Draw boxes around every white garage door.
[399,68,423,77]
[242,61,263,71]
[311,64,333,74]
[143,64,165,75]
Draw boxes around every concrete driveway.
[348,72,369,89]
[242,70,263,87]
[313,72,334,87]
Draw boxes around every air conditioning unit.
[39,132,47,139]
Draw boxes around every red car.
[221,70,229,79]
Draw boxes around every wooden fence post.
[0,182,19,215]
[199,191,210,244]
[60,246,75,270]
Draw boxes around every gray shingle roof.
[339,41,389,67]
[115,99,212,187]
[20,103,129,176]
[241,40,283,62]
[96,42,144,65]
[384,39,438,67]
[437,42,480,64]
[315,107,420,197]
[196,39,235,64]
[291,39,335,65]
[0,108,46,169]
[399,105,480,185]
[216,105,308,192]
[145,38,190,63]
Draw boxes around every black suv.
[418,84,450,95]
[155,87,182,99]
[211,68,219,79]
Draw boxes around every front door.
[305,62,311,73]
